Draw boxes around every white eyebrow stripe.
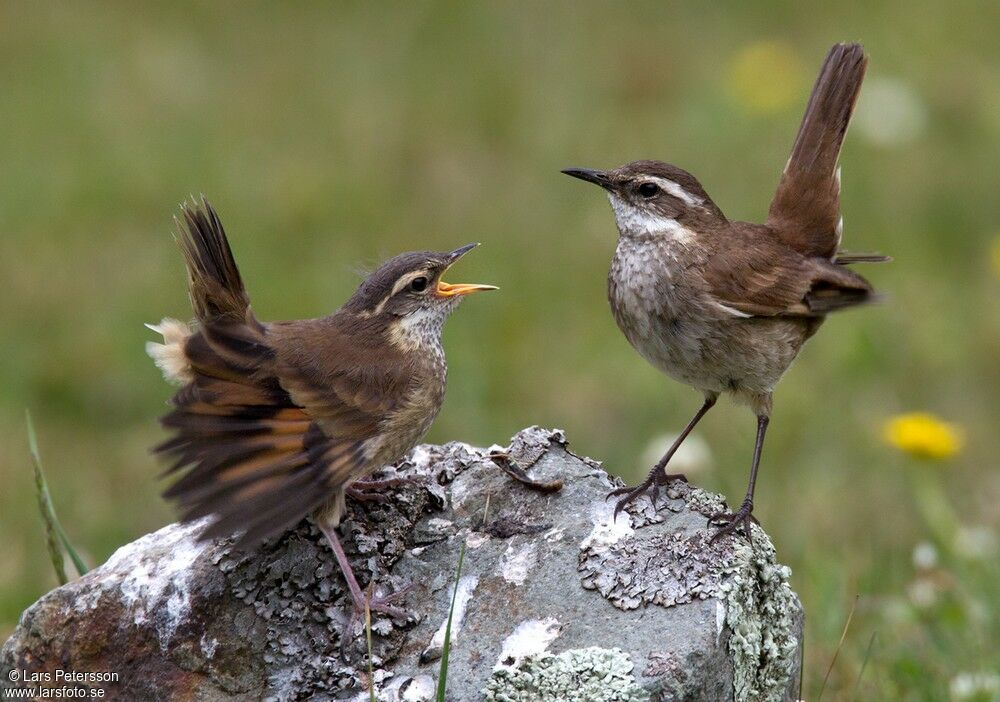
[646,176,703,208]
[389,269,433,297]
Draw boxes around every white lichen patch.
[716,599,727,640]
[543,526,566,543]
[406,444,436,471]
[499,541,537,586]
[404,439,486,478]
[400,675,436,700]
[376,673,436,702]
[99,519,210,650]
[465,531,491,549]
[579,498,634,551]
[423,575,479,660]
[484,647,649,702]
[72,585,104,613]
[495,618,562,671]
[200,633,218,659]
[425,517,453,531]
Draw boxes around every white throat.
[390,304,453,352]
[608,193,694,243]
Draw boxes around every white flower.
[912,541,938,570]
[949,672,1000,700]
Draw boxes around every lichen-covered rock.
[1,427,803,701]
[484,647,649,702]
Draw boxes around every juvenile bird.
[147,199,495,616]
[563,43,887,540]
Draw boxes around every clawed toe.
[352,584,415,622]
[708,501,758,544]
[345,487,390,502]
[347,475,426,503]
[352,475,425,491]
[607,472,688,519]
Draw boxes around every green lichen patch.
[483,647,650,702]
[720,526,801,702]
[576,479,801,701]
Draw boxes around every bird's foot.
[340,584,416,656]
[346,475,426,502]
[707,499,759,544]
[607,470,688,520]
[349,583,415,622]
[317,520,416,635]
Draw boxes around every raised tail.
[176,198,251,323]
[147,199,255,385]
[768,43,868,259]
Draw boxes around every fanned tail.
[176,197,252,323]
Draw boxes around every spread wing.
[704,227,876,318]
[150,199,413,546]
[156,316,410,547]
[767,43,867,259]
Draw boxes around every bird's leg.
[609,394,717,519]
[316,520,410,621]
[709,414,769,544]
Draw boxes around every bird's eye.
[638,182,659,198]
[410,276,429,292]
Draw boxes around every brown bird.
[563,43,887,540]
[146,199,495,616]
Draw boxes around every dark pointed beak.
[438,243,498,297]
[561,168,612,189]
[448,242,479,261]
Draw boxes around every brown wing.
[704,226,876,318]
[767,43,868,259]
[158,316,414,547]
[154,200,414,546]
[157,317,407,547]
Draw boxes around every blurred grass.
[1,2,998,698]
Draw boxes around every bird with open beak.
[147,199,495,619]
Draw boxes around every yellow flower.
[883,413,964,460]
[726,41,805,114]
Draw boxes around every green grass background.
[1,2,998,699]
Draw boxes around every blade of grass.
[27,410,67,585]
[798,625,805,702]
[365,592,376,702]
[818,594,860,702]
[849,631,878,701]
[26,410,88,580]
[436,540,467,702]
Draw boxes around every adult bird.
[563,43,887,540]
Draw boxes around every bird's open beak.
[436,243,498,297]
[561,167,612,189]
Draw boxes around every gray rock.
[1,427,803,701]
